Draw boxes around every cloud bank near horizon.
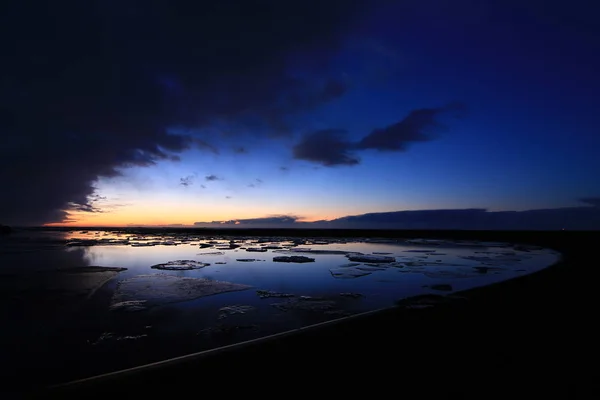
[192,202,600,230]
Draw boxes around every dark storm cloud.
[293,129,360,166]
[0,0,369,225]
[205,175,222,182]
[293,104,463,166]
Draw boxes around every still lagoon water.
[0,229,560,385]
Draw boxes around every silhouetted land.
[8,229,597,398]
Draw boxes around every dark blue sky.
[1,0,599,227]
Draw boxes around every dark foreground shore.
[8,230,598,398]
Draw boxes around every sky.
[1,0,600,229]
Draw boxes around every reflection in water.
[0,229,560,387]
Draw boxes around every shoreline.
[5,230,596,397]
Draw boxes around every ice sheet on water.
[273,256,315,263]
[256,290,295,298]
[110,300,148,312]
[347,254,396,263]
[329,267,372,279]
[150,260,210,270]
[111,275,251,307]
[218,305,256,319]
[271,298,337,312]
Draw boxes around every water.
[0,229,560,386]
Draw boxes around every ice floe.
[256,290,295,298]
[273,256,315,263]
[150,260,210,270]
[346,254,396,263]
[111,275,251,307]
[329,267,372,279]
[218,305,256,319]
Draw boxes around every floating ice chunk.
[218,305,256,319]
[357,266,388,271]
[273,256,315,263]
[236,259,259,262]
[329,267,372,279]
[150,260,210,270]
[110,300,148,312]
[116,334,148,341]
[271,298,337,312]
[246,247,268,252]
[197,324,258,337]
[347,254,395,263]
[111,275,251,307]
[197,251,225,256]
[285,248,359,255]
[256,290,295,299]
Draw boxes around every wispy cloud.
[248,178,264,188]
[205,174,222,182]
[293,104,465,166]
[179,174,196,187]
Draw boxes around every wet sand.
[8,229,597,398]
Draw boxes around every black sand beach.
[6,229,597,398]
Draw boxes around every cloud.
[194,215,300,227]
[293,129,360,166]
[329,207,600,230]
[192,203,600,230]
[195,139,219,155]
[0,0,370,225]
[292,104,463,166]
[180,175,196,187]
[234,147,248,154]
[205,175,222,182]
[579,197,600,207]
[248,178,264,188]
[357,104,464,151]
[67,202,104,213]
